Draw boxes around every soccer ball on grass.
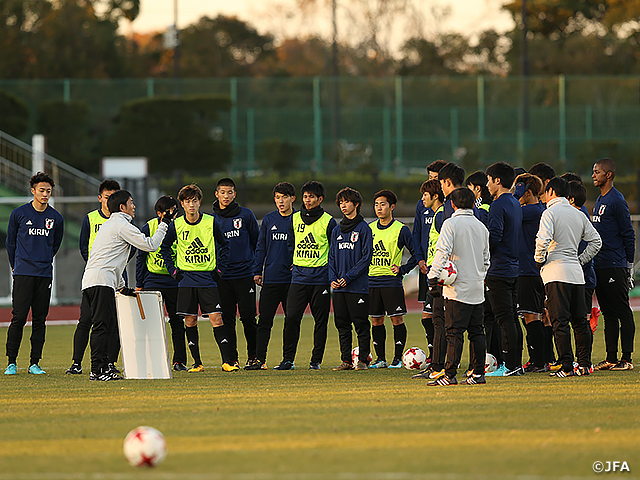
[123,426,167,467]
[351,347,373,368]
[402,347,429,370]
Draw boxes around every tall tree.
[179,15,275,77]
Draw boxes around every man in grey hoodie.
[534,177,602,378]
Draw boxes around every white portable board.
[116,291,172,379]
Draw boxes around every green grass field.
[1,313,639,480]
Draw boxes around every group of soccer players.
[4,157,636,383]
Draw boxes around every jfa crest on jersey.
[593,204,607,223]
[233,218,242,230]
[350,231,359,243]
[45,218,55,229]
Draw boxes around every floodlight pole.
[173,0,181,90]
[331,0,340,167]
[520,0,530,157]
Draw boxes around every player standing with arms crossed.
[66,179,121,375]
[212,178,260,368]
[274,181,337,370]
[5,172,64,376]
[250,182,296,370]
[161,184,236,372]
[591,158,636,371]
[368,190,417,369]
[329,188,373,371]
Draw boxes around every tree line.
[3,0,640,79]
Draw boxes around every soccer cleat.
[28,364,46,375]
[355,361,369,370]
[188,364,205,373]
[485,364,507,377]
[369,359,388,369]
[550,369,576,378]
[411,368,433,379]
[428,369,445,380]
[594,360,617,371]
[574,365,590,376]
[548,361,562,372]
[273,361,295,370]
[107,363,121,374]
[173,362,188,371]
[244,360,266,371]
[427,375,457,386]
[233,361,241,368]
[90,371,123,381]
[332,361,353,371]
[529,364,550,373]
[222,363,239,372]
[610,360,634,371]
[461,374,486,385]
[388,358,403,369]
[309,362,321,370]
[244,358,261,370]
[465,369,474,378]
[66,363,82,375]
[4,363,17,375]
[503,365,524,377]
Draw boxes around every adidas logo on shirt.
[371,240,391,266]
[358,298,365,304]
[184,238,210,263]
[26,220,33,225]
[322,290,329,295]
[216,304,221,308]
[337,235,343,241]
[271,225,278,230]
[609,278,616,283]
[249,288,254,293]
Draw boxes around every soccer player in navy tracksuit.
[212,178,260,368]
[66,179,122,376]
[329,188,373,371]
[412,179,443,362]
[136,195,188,371]
[484,162,523,377]
[514,173,548,372]
[591,158,636,371]
[248,182,296,370]
[5,172,64,376]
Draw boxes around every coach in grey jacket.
[82,190,173,381]
[534,177,602,378]
[427,188,490,385]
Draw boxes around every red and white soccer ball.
[438,260,458,286]
[485,353,497,373]
[351,347,373,368]
[123,426,167,468]
[402,347,429,370]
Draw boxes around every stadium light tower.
[521,0,529,155]
[173,0,180,79]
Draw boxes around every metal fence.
[2,75,640,177]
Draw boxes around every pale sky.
[130,0,514,46]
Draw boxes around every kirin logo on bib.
[233,218,242,229]
[45,218,55,229]
[350,231,359,243]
